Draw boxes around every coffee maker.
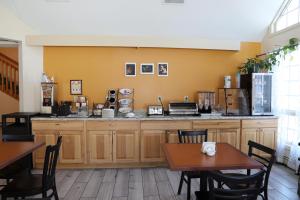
[41,82,56,114]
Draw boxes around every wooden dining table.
[0,140,45,170]
[163,143,263,199]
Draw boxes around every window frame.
[270,0,300,35]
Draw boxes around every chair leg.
[264,188,268,200]
[42,191,47,198]
[177,172,184,195]
[187,177,191,200]
[53,185,59,200]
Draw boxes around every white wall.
[262,25,300,51]
[0,5,43,112]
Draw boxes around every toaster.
[147,105,164,116]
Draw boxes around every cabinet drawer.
[141,120,192,130]
[86,121,140,130]
[193,120,240,129]
[32,121,84,131]
[242,119,277,128]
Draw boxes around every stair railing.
[0,53,19,100]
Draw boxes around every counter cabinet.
[31,117,277,168]
[86,121,140,164]
[32,121,86,168]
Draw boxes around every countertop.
[31,111,278,121]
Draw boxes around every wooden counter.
[31,117,277,168]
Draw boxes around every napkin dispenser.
[202,142,216,156]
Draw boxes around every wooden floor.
[6,164,295,200]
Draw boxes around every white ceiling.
[0,0,284,42]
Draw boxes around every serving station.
[31,114,277,169]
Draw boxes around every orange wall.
[44,42,261,109]
[0,47,18,62]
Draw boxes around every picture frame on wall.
[140,63,154,74]
[70,80,82,95]
[125,63,136,77]
[158,63,168,76]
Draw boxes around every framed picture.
[158,63,168,76]
[140,63,154,74]
[125,63,136,77]
[70,80,82,95]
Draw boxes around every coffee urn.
[41,82,56,114]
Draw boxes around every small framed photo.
[140,63,154,74]
[158,63,168,76]
[125,63,136,77]
[70,80,82,95]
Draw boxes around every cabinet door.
[113,130,139,163]
[141,130,166,162]
[207,129,217,142]
[241,128,259,154]
[216,128,240,149]
[259,128,277,157]
[34,130,57,164]
[59,131,85,164]
[167,130,179,143]
[88,131,113,164]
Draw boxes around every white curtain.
[272,48,300,171]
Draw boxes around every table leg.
[200,173,208,192]
[195,173,209,200]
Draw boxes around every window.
[274,49,300,144]
[274,47,300,169]
[271,0,300,33]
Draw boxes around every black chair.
[0,136,62,200]
[208,170,265,200]
[177,129,208,200]
[0,134,35,185]
[297,142,300,175]
[221,140,276,200]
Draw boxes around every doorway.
[0,38,20,121]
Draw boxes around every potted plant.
[239,38,299,74]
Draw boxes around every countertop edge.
[31,115,278,121]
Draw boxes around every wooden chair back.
[42,136,62,190]
[247,140,276,191]
[177,129,208,143]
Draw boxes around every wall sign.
[70,80,82,95]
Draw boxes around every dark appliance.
[1,112,39,170]
[51,101,72,116]
[240,73,272,115]
[168,102,199,116]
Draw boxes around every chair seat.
[1,174,44,196]
[220,173,260,191]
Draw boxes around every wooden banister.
[0,53,18,65]
[0,53,19,100]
